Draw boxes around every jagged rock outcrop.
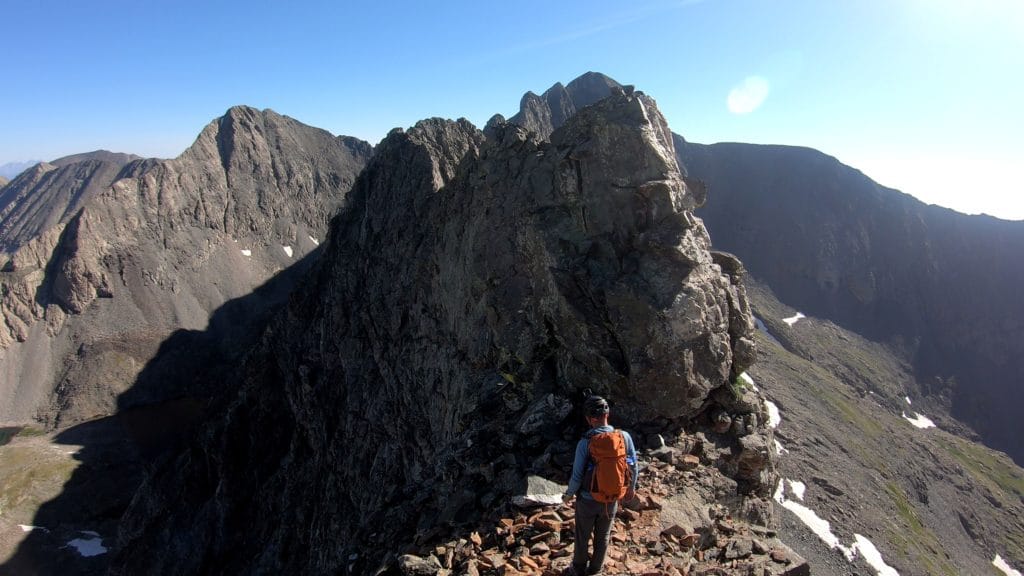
[508,71,622,141]
[678,141,1024,464]
[0,106,371,427]
[112,91,760,574]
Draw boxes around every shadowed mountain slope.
[679,141,1024,464]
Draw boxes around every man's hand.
[561,493,573,505]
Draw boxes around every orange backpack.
[587,430,631,503]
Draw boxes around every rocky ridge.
[506,71,623,141]
[111,89,770,574]
[389,440,808,576]
[50,150,141,168]
[490,72,1024,576]
[0,106,371,427]
[504,72,1024,466]
[0,157,133,253]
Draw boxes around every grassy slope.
[746,280,1024,576]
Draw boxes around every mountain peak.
[509,71,624,140]
[111,82,761,574]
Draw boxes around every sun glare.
[727,76,770,115]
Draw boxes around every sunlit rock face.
[112,89,757,574]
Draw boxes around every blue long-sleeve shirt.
[564,425,639,500]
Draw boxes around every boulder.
[511,476,568,508]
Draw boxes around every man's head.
[584,395,610,426]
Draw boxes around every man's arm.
[564,439,588,498]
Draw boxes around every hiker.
[561,395,638,575]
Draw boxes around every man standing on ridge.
[562,395,639,576]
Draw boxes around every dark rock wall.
[680,141,1024,462]
[113,92,756,574]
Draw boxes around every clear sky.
[2,0,1022,219]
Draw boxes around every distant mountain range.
[0,160,42,180]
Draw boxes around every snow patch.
[994,554,1023,576]
[240,249,252,257]
[782,312,806,326]
[852,534,900,576]
[283,245,293,258]
[18,524,48,533]
[765,400,781,428]
[777,497,853,559]
[308,235,319,246]
[789,480,806,501]
[739,372,758,390]
[902,412,935,429]
[774,439,789,455]
[754,316,782,345]
[65,534,107,557]
[775,479,901,573]
[904,396,912,405]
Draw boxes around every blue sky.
[2,0,1022,219]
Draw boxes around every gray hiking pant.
[572,497,618,575]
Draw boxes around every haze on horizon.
[1,0,1021,220]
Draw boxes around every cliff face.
[112,91,759,574]
[679,141,1024,463]
[507,71,623,141]
[0,106,371,427]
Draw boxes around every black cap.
[584,395,610,417]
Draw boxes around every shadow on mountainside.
[0,249,322,575]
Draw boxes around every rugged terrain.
[107,88,773,575]
[0,153,135,253]
[502,72,1024,467]
[1,73,1022,576]
[0,108,371,428]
